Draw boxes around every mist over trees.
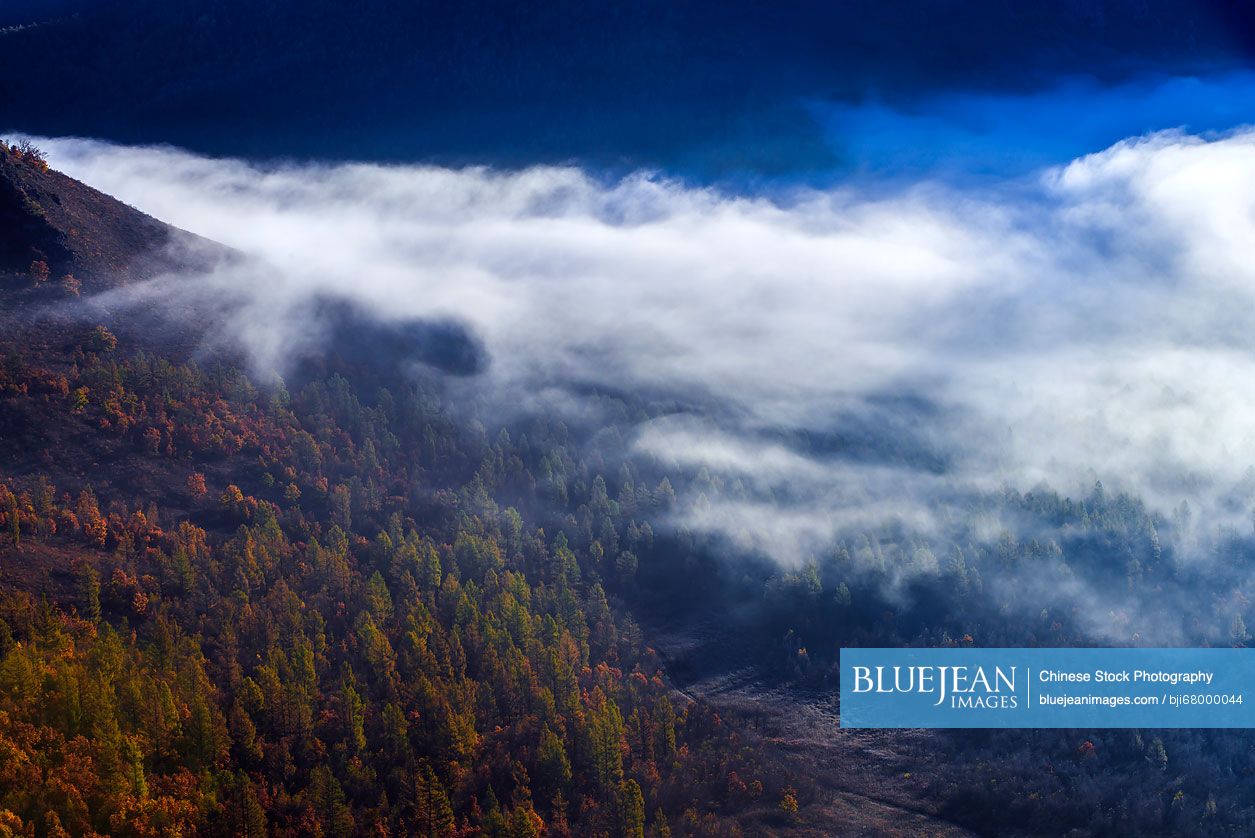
[0,316,809,835]
[6,106,1255,834]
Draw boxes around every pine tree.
[77,565,101,624]
[310,765,355,838]
[590,688,625,787]
[341,671,367,754]
[232,772,268,838]
[535,725,572,804]
[411,761,454,837]
[618,780,644,838]
[3,488,18,547]
[653,808,671,838]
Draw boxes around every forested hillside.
[0,146,800,837]
[6,129,1255,837]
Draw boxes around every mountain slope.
[0,144,809,837]
[0,141,221,294]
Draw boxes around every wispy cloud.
[30,129,1255,575]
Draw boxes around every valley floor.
[645,610,976,837]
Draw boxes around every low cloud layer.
[30,129,1255,569]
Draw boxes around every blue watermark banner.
[840,648,1255,728]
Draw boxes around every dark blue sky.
[2,0,1254,181]
[818,71,1255,181]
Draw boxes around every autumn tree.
[14,139,48,170]
[87,325,118,353]
[2,487,18,547]
[76,488,107,547]
[779,786,800,822]
[28,259,49,284]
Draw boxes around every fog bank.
[30,129,1255,567]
